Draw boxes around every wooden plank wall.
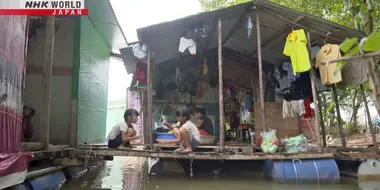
[254,103,300,140]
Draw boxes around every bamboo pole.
[332,85,347,147]
[320,51,380,65]
[306,31,322,151]
[217,16,225,148]
[147,46,153,150]
[256,10,266,132]
[316,93,327,147]
[41,16,56,150]
[360,84,378,150]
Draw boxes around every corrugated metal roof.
[121,0,364,73]
[119,46,137,74]
[86,0,127,53]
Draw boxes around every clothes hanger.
[323,31,332,45]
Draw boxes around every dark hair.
[124,109,139,122]
[175,107,191,121]
[195,107,206,115]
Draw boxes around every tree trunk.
[366,58,380,116]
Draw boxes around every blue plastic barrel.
[63,166,88,179]
[264,159,340,183]
[27,171,66,190]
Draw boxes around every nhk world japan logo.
[0,0,88,16]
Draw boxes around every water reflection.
[63,157,380,190]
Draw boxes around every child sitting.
[107,109,140,150]
[157,107,200,153]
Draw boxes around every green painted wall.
[76,17,110,144]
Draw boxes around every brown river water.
[62,157,380,190]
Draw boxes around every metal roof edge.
[254,0,365,36]
[107,0,128,45]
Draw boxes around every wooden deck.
[24,143,380,161]
[74,147,334,160]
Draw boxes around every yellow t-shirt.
[283,29,311,75]
[315,44,342,85]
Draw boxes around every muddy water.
[62,157,380,190]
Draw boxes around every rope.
[84,147,97,168]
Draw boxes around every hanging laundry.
[310,46,320,60]
[247,16,253,38]
[315,44,342,85]
[179,37,196,55]
[203,57,208,76]
[314,75,330,92]
[303,97,312,119]
[291,99,306,116]
[283,29,311,75]
[135,61,147,82]
[282,62,300,82]
[274,67,291,90]
[175,67,182,82]
[341,57,369,85]
[282,100,294,119]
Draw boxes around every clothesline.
[319,50,380,65]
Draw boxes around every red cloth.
[303,97,312,118]
[135,62,147,82]
[0,16,33,178]
[0,153,33,177]
[199,129,210,136]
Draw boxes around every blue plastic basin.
[156,133,176,140]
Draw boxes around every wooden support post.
[41,16,55,150]
[217,16,225,148]
[332,85,346,147]
[256,10,266,132]
[316,93,327,147]
[147,46,153,150]
[360,84,378,150]
[306,31,322,151]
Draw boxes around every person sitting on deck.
[157,107,200,153]
[107,109,140,150]
[195,108,214,136]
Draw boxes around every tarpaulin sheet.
[76,17,110,144]
[0,16,33,176]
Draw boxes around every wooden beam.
[332,85,347,147]
[74,148,334,160]
[217,16,225,148]
[222,5,252,46]
[360,84,378,150]
[249,15,304,56]
[26,65,72,76]
[316,93,327,147]
[306,31,322,151]
[256,10,266,132]
[41,16,55,150]
[320,51,380,65]
[147,45,153,150]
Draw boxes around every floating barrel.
[264,159,340,183]
[27,171,66,190]
[148,158,185,176]
[337,158,380,179]
[63,166,88,179]
[7,183,31,190]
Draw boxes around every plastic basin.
[156,133,176,140]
